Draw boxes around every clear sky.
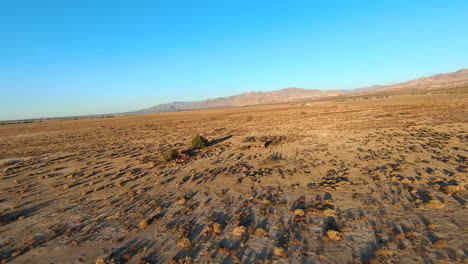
[1,0,467,120]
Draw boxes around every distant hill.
[368,68,468,93]
[134,88,344,114]
[133,68,468,114]
[352,85,385,92]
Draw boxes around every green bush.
[191,135,209,149]
[160,149,179,161]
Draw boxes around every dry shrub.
[321,209,337,217]
[232,226,246,237]
[433,239,447,248]
[212,223,223,235]
[323,199,335,206]
[170,256,193,264]
[394,232,405,240]
[442,184,465,194]
[325,230,342,241]
[158,225,169,232]
[139,219,148,229]
[274,246,286,257]
[293,209,305,216]
[242,136,256,143]
[178,197,187,205]
[95,258,108,264]
[374,248,393,257]
[262,153,284,164]
[400,178,413,184]
[201,226,211,237]
[176,237,190,247]
[254,228,268,236]
[426,199,445,209]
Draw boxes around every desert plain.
[0,88,467,263]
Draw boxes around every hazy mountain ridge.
[135,68,467,114]
[136,88,344,114]
[371,68,468,92]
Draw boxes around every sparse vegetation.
[191,135,208,149]
[232,225,246,237]
[176,237,190,247]
[426,199,445,209]
[274,246,286,257]
[0,89,467,263]
[254,227,268,236]
[325,230,342,241]
[139,219,148,229]
[160,149,179,161]
[212,223,223,235]
[262,152,284,164]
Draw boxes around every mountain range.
[133,68,468,114]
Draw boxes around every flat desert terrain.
[1,89,467,263]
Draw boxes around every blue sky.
[1,0,467,120]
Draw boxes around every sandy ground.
[0,88,467,264]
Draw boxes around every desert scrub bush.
[426,199,445,209]
[232,225,246,237]
[191,135,208,149]
[160,149,179,162]
[262,152,284,164]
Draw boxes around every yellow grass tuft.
[325,230,342,241]
[293,209,305,216]
[274,247,286,257]
[254,228,268,236]
[209,223,222,235]
[322,209,337,217]
[95,258,107,264]
[433,239,447,248]
[139,219,148,229]
[176,237,190,247]
[232,226,246,237]
[426,199,445,209]
[178,197,187,205]
[374,248,393,257]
